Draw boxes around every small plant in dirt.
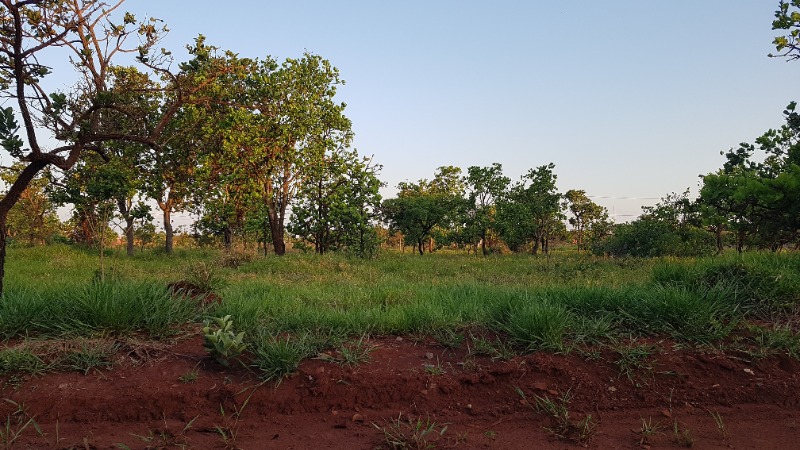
[202,315,247,367]
[179,370,199,384]
[64,340,118,375]
[129,415,198,450]
[517,388,597,445]
[0,348,47,377]
[432,329,464,350]
[250,334,312,381]
[373,414,448,449]
[709,410,727,440]
[0,399,42,449]
[638,416,663,446]
[672,420,694,448]
[613,342,655,383]
[468,333,516,360]
[338,335,377,366]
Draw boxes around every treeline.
[3,1,800,295]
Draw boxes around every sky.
[28,1,800,224]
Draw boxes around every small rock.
[533,381,548,391]
[425,352,434,360]
[547,389,559,396]
[608,386,617,393]
[316,366,326,374]
[351,413,364,422]
[661,409,672,419]
[466,403,472,410]
[744,368,755,375]
[396,336,403,342]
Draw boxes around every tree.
[495,163,564,254]
[382,167,465,255]
[0,164,60,245]
[464,163,509,255]
[0,0,202,294]
[214,54,353,256]
[289,150,383,257]
[564,189,610,250]
[698,103,800,252]
[771,0,800,60]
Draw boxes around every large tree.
[0,0,181,294]
[564,189,610,251]
[382,166,465,255]
[213,54,352,256]
[463,163,509,255]
[495,163,564,254]
[289,150,383,257]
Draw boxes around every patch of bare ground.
[1,332,799,449]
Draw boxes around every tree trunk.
[532,237,540,255]
[0,216,7,297]
[223,225,232,251]
[267,208,286,256]
[117,198,135,256]
[163,208,173,254]
[417,238,424,255]
[481,229,488,256]
[715,228,723,255]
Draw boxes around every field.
[0,245,799,449]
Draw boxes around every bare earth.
[2,331,799,449]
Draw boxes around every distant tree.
[382,167,465,255]
[495,163,564,254]
[464,163,510,256]
[564,189,610,250]
[289,150,383,257]
[594,191,715,257]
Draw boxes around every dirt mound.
[2,334,799,449]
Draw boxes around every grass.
[373,414,449,450]
[0,245,798,369]
[517,388,596,445]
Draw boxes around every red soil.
[2,332,799,449]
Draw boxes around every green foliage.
[202,315,247,367]
[382,167,467,255]
[289,149,384,258]
[564,189,611,250]
[771,0,800,60]
[495,163,564,254]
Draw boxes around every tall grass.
[1,246,798,353]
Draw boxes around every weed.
[373,414,448,449]
[432,329,464,349]
[130,414,198,449]
[469,333,516,360]
[672,420,694,448]
[179,370,199,384]
[213,383,262,449]
[338,335,377,366]
[0,348,47,377]
[184,261,225,292]
[614,342,654,382]
[517,387,596,445]
[63,340,118,375]
[424,359,445,375]
[638,417,663,446]
[203,315,246,367]
[709,410,727,440]
[0,399,42,450]
[251,334,312,381]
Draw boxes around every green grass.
[1,245,798,364]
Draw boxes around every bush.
[592,219,715,257]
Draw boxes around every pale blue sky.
[127,2,799,220]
